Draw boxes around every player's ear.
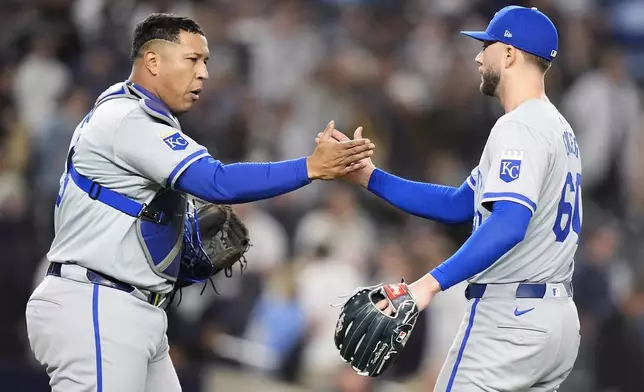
[504,45,517,68]
[142,48,160,76]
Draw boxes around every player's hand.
[375,274,441,314]
[315,126,376,188]
[306,121,375,181]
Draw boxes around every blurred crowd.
[0,0,643,391]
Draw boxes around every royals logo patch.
[162,131,189,151]
[499,150,524,183]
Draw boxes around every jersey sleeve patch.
[499,149,524,183]
[162,131,189,151]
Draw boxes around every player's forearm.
[428,200,531,291]
[175,156,311,203]
[366,168,474,224]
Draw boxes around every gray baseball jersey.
[466,98,582,284]
[26,81,209,392]
[48,82,210,294]
[433,98,582,392]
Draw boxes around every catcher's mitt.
[333,280,420,377]
[176,200,250,290]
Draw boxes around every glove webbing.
[218,206,248,278]
[168,205,248,308]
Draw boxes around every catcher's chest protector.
[61,81,189,283]
[135,189,188,282]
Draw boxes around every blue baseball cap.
[461,6,558,61]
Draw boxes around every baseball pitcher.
[25,13,374,392]
[330,6,582,391]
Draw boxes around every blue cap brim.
[460,31,494,42]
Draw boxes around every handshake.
[306,121,376,186]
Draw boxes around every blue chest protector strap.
[68,158,146,217]
[58,81,188,283]
[59,80,179,219]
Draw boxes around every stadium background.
[0,0,643,391]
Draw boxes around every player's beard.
[480,66,501,97]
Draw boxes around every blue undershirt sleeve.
[174,156,311,204]
[367,168,474,224]
[429,200,532,291]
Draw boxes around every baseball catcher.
[333,280,420,377]
[175,199,251,295]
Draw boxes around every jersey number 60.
[552,172,582,242]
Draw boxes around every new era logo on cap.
[460,5,559,61]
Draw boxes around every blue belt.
[465,282,573,299]
[47,262,166,307]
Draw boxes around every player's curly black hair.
[131,13,204,62]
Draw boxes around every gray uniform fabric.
[26,81,210,391]
[435,99,583,392]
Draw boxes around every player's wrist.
[426,273,443,294]
[358,165,376,188]
[409,274,441,311]
[305,156,320,180]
